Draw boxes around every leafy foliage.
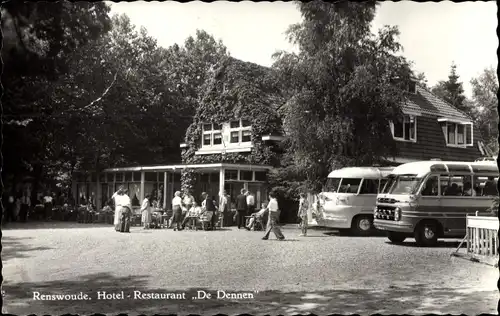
[468,67,499,155]
[182,56,285,166]
[431,62,468,114]
[272,1,413,191]
[180,169,197,194]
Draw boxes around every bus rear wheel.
[414,221,439,247]
[351,215,373,236]
[387,232,406,243]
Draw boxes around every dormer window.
[390,115,417,142]
[438,118,473,147]
[200,119,252,150]
[408,80,417,94]
[228,119,252,144]
[202,123,222,147]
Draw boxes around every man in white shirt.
[262,192,285,240]
[246,191,256,216]
[112,186,132,226]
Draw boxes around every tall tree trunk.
[31,164,43,206]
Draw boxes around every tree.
[272,1,413,191]
[2,2,112,200]
[469,67,499,155]
[415,72,429,89]
[431,62,468,114]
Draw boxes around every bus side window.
[359,179,378,194]
[480,176,499,196]
[422,176,438,196]
[339,178,362,193]
[440,175,451,196]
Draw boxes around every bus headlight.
[394,207,401,221]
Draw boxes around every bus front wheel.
[351,215,373,236]
[414,221,439,247]
[387,232,406,243]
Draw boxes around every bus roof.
[391,161,499,177]
[327,167,394,179]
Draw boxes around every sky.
[108,1,498,98]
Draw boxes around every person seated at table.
[199,203,214,227]
[181,201,202,228]
[245,203,268,231]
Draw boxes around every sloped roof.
[402,86,471,120]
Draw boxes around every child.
[297,193,309,237]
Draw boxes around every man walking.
[235,188,248,229]
[219,190,229,228]
[262,192,285,240]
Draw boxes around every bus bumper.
[373,219,414,233]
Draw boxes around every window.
[240,171,253,181]
[440,121,473,147]
[213,132,222,145]
[200,174,209,183]
[225,170,238,180]
[387,175,422,195]
[421,176,438,196]
[201,123,222,147]
[99,173,106,183]
[391,115,416,142]
[230,131,240,143]
[325,178,341,192]
[359,179,378,194]
[408,80,417,94]
[203,134,211,146]
[229,119,252,145]
[145,172,157,182]
[475,176,499,196]
[115,173,123,182]
[124,172,132,182]
[203,123,213,131]
[242,130,252,142]
[254,171,267,182]
[339,178,362,193]
[133,172,141,182]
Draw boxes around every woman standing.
[297,193,309,237]
[141,194,152,229]
[171,191,183,231]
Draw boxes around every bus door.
[357,178,379,213]
[439,174,471,235]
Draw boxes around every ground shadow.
[2,272,495,315]
[2,236,53,262]
[385,240,464,249]
[2,221,114,230]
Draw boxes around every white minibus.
[373,161,498,246]
[313,166,394,235]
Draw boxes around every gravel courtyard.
[2,222,498,315]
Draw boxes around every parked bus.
[314,166,394,235]
[373,161,499,246]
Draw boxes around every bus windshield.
[325,177,341,192]
[384,174,422,195]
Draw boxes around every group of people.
[3,190,68,223]
[109,185,313,240]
